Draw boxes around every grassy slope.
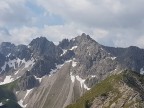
[0,80,21,108]
[66,70,144,108]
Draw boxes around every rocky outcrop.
[103,45,144,72]
[29,37,62,58]
[30,56,57,77]
[17,71,39,91]
[58,39,70,49]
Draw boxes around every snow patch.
[65,60,72,63]
[0,102,3,106]
[60,45,77,56]
[69,46,78,50]
[14,70,19,75]
[16,91,19,95]
[22,58,35,68]
[49,60,72,77]
[18,99,27,108]
[76,76,85,88]
[75,75,91,90]
[1,59,17,71]
[34,76,43,83]
[6,53,11,57]
[84,84,90,90]
[140,68,144,75]
[24,89,33,100]
[1,58,35,73]
[0,75,14,85]
[72,38,75,41]
[17,89,33,108]
[27,45,31,48]
[111,57,117,60]
[100,48,104,51]
[60,49,67,56]
[72,61,77,67]
[91,75,96,78]
[70,72,75,83]
[106,56,117,60]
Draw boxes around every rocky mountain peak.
[81,33,91,39]
[58,33,98,50]
[58,38,70,49]
[75,33,95,44]
[29,36,51,47]
[29,36,62,58]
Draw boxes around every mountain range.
[0,33,144,108]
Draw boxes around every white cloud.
[0,24,110,45]
[37,0,144,28]
[1,23,144,48]
[1,0,144,48]
[135,36,144,48]
[1,24,83,45]
[9,26,38,45]
[28,0,144,48]
[0,0,34,27]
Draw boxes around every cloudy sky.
[0,0,144,48]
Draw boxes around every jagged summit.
[29,36,53,49]
[77,33,92,40]
[29,36,62,58]
[74,33,97,45]
[29,36,49,45]
[58,33,98,50]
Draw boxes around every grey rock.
[58,38,70,49]
[17,71,39,91]
[29,37,62,58]
[103,45,144,72]
[14,45,32,61]
[30,56,56,77]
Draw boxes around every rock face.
[1,33,144,108]
[103,45,144,72]
[30,57,57,77]
[29,37,62,58]
[17,71,39,91]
